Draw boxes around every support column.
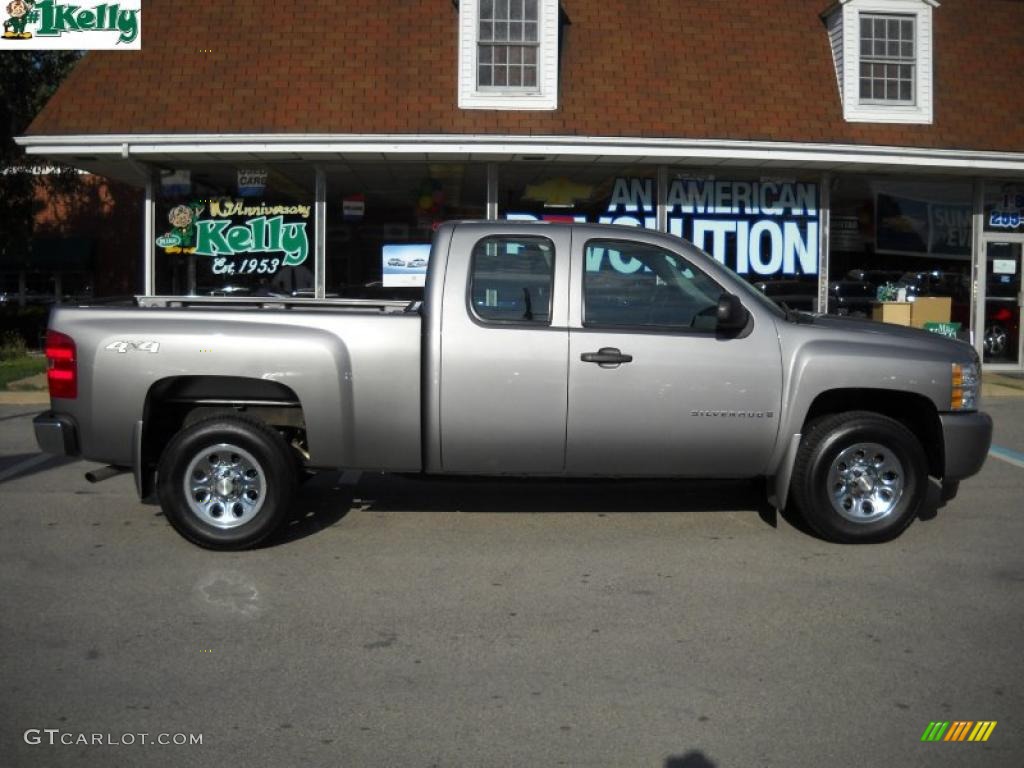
[486,163,499,220]
[143,174,155,296]
[315,166,327,300]
[656,166,668,232]
[816,172,832,314]
[971,179,985,353]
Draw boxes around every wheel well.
[803,389,943,477]
[141,377,307,494]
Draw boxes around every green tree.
[0,51,81,269]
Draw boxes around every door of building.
[981,240,1024,368]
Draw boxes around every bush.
[0,330,27,361]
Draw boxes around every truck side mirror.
[716,293,749,332]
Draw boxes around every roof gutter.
[120,142,154,184]
[14,133,1024,174]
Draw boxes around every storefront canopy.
[16,133,1024,189]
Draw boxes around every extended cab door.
[438,224,571,474]
[565,232,783,477]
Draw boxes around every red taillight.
[45,330,77,399]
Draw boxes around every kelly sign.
[156,200,311,274]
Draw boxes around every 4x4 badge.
[104,341,160,354]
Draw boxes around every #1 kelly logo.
[1,0,140,49]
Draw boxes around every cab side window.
[470,236,555,324]
[583,239,723,331]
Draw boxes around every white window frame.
[458,0,559,111]
[858,12,917,106]
[830,0,937,125]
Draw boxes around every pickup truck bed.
[42,304,423,472]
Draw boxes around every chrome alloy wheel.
[827,442,904,524]
[984,324,1008,358]
[183,443,266,529]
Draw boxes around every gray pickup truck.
[34,221,992,549]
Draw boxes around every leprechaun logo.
[3,0,35,39]
[157,202,205,253]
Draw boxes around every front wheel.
[157,415,298,550]
[790,411,928,543]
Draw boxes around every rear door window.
[469,236,555,324]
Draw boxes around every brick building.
[17,0,1024,367]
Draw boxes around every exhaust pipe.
[85,465,128,483]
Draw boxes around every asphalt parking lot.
[1,397,1022,768]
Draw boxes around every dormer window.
[459,0,559,110]
[824,0,937,124]
[859,13,915,104]
[478,0,539,90]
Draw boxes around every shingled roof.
[25,0,1024,152]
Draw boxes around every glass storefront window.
[499,164,658,228]
[141,160,1013,364]
[827,176,973,336]
[154,164,315,297]
[665,170,820,309]
[500,165,821,307]
[324,163,486,300]
[985,182,1024,234]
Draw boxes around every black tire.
[157,415,297,550]
[790,411,928,543]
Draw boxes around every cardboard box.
[910,296,952,328]
[872,301,912,326]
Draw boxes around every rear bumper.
[34,411,79,456]
[940,411,993,481]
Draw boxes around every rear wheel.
[157,415,297,550]
[791,411,928,543]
